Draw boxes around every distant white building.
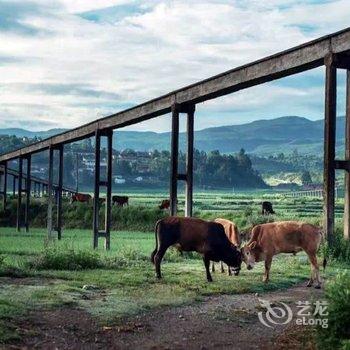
[114,175,126,184]
[82,154,107,172]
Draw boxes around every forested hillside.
[0,135,267,189]
[0,116,345,155]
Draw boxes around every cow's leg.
[220,261,225,273]
[263,255,272,283]
[154,245,168,279]
[306,252,320,288]
[211,262,215,272]
[203,255,213,282]
[228,264,232,276]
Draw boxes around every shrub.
[104,247,150,269]
[0,199,168,232]
[322,225,350,264]
[0,255,29,278]
[28,246,101,270]
[110,206,167,231]
[317,272,350,349]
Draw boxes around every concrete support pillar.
[323,54,337,245]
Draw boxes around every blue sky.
[0,0,349,132]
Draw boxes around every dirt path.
[5,283,322,350]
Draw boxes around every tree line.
[0,134,267,189]
[113,148,267,188]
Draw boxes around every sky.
[0,0,349,132]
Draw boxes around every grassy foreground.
[0,227,346,344]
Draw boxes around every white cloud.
[0,0,349,132]
[59,0,132,13]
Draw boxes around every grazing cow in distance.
[159,199,170,210]
[151,217,242,282]
[70,193,92,204]
[262,201,275,215]
[211,218,240,275]
[241,221,325,288]
[112,195,129,207]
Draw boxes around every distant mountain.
[0,116,345,155]
[0,128,67,139]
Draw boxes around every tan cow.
[241,221,324,288]
[211,218,240,275]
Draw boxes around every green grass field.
[0,227,346,344]
[0,191,348,344]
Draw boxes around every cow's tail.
[322,257,327,271]
[151,220,161,264]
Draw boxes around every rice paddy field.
[121,190,345,224]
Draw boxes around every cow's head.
[241,241,257,270]
[227,246,242,276]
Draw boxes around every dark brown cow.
[211,218,240,275]
[241,221,324,288]
[70,193,92,204]
[262,201,275,215]
[151,217,242,282]
[112,195,129,206]
[159,199,170,210]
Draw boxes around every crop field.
[122,190,344,218]
[2,190,345,233]
[0,191,349,348]
[119,190,345,228]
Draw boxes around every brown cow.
[70,193,92,204]
[211,218,240,275]
[159,199,170,210]
[241,221,324,288]
[112,195,129,206]
[151,217,242,282]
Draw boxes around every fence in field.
[285,188,339,199]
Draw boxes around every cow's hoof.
[306,282,313,287]
[314,285,321,289]
[207,278,213,283]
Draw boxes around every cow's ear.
[249,241,257,249]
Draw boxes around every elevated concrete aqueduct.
[1,28,350,249]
